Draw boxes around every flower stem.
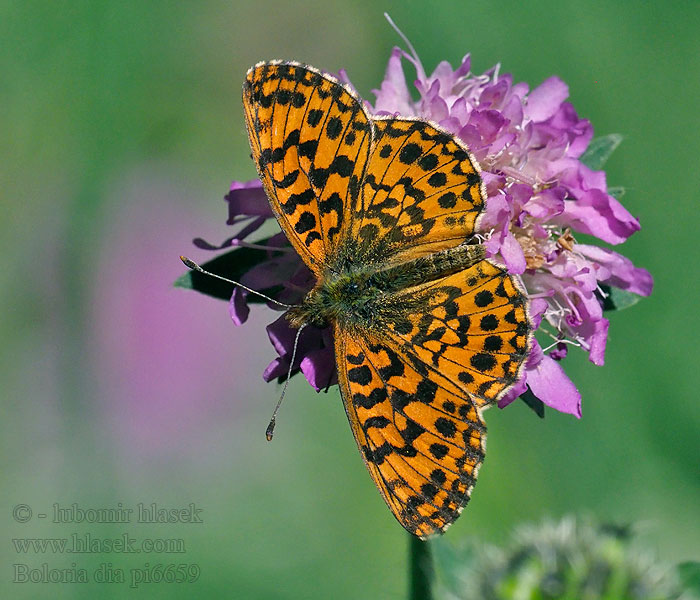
[409,534,434,600]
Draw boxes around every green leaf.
[599,284,643,311]
[607,186,625,199]
[580,134,623,170]
[519,388,545,418]
[678,562,700,595]
[174,236,283,302]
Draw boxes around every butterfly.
[242,60,531,538]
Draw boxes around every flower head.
[202,44,652,417]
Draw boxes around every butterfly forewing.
[350,118,485,265]
[243,62,372,272]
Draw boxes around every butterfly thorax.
[286,243,486,331]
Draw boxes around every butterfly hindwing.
[336,327,486,538]
[385,259,531,408]
[243,62,372,272]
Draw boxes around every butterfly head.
[285,269,385,332]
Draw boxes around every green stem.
[409,534,435,600]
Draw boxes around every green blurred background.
[2,1,698,598]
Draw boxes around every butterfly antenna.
[384,13,423,74]
[180,256,293,309]
[266,323,307,441]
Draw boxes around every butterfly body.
[287,242,486,330]
[243,61,531,538]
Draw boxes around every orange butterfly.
[242,61,531,538]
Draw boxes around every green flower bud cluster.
[435,517,696,600]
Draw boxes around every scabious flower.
[206,44,652,417]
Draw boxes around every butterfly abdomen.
[375,243,486,291]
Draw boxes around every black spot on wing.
[348,365,372,385]
[281,188,315,215]
[427,172,447,188]
[326,116,343,140]
[346,351,365,365]
[307,109,323,127]
[480,314,499,331]
[434,417,457,439]
[294,211,316,234]
[364,416,391,429]
[353,387,388,409]
[437,191,457,208]
[298,139,318,160]
[399,143,422,165]
[318,192,343,217]
[418,153,439,170]
[458,371,474,385]
[484,336,503,352]
[430,469,447,485]
[304,230,322,248]
[274,169,300,189]
[379,144,393,158]
[429,443,449,459]
[470,353,496,372]
[330,155,354,177]
[474,290,494,307]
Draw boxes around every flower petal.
[300,348,338,391]
[530,298,550,328]
[372,47,415,115]
[525,77,569,122]
[497,377,528,409]
[560,189,641,244]
[587,318,609,366]
[228,288,249,326]
[263,357,286,382]
[501,230,527,274]
[266,315,296,356]
[549,342,568,361]
[263,316,336,390]
[225,180,273,223]
[525,187,565,220]
[526,343,582,417]
[575,244,653,296]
